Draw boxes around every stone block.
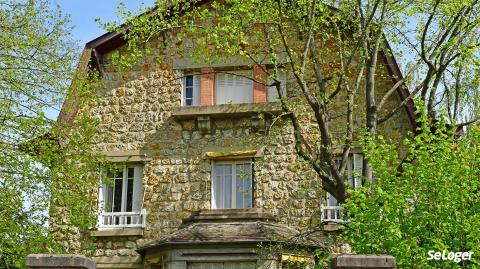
[333,255,396,269]
[26,254,96,269]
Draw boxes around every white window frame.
[98,164,145,229]
[211,159,253,209]
[323,154,363,223]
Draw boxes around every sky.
[44,1,155,119]
[55,0,155,45]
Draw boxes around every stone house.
[53,2,415,269]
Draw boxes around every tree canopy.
[343,112,480,268]
[0,1,100,267]
[103,0,480,203]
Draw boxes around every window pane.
[186,75,193,89]
[103,184,114,212]
[214,164,232,208]
[185,75,193,106]
[126,168,134,212]
[267,71,287,102]
[235,163,252,208]
[106,169,123,212]
[224,263,256,269]
[215,71,253,104]
[188,263,224,269]
[186,88,193,106]
[184,75,200,106]
[327,192,339,206]
[353,154,363,189]
[113,176,123,212]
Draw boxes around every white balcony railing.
[321,205,348,223]
[98,209,147,229]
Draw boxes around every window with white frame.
[183,74,200,106]
[212,160,253,209]
[215,71,253,104]
[99,165,145,228]
[323,154,363,223]
[327,153,364,205]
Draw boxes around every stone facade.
[53,11,412,269]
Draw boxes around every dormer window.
[183,74,200,106]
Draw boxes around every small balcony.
[98,209,146,229]
[321,205,348,224]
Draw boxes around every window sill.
[172,102,282,120]
[322,224,344,232]
[91,228,144,237]
[182,208,277,224]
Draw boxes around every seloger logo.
[427,250,474,263]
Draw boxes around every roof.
[60,1,417,130]
[137,209,326,253]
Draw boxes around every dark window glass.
[126,168,134,212]
[106,169,123,213]
[113,177,123,212]
[127,167,134,178]
[185,75,193,106]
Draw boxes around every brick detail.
[253,65,267,103]
[200,68,215,106]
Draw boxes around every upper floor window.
[98,164,146,228]
[215,71,253,105]
[212,160,253,209]
[180,68,287,106]
[183,74,200,106]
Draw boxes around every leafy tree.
[0,1,101,267]
[342,112,480,268]
[102,0,480,203]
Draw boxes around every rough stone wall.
[55,34,412,263]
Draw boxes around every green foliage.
[101,0,480,203]
[0,1,102,267]
[342,113,480,268]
